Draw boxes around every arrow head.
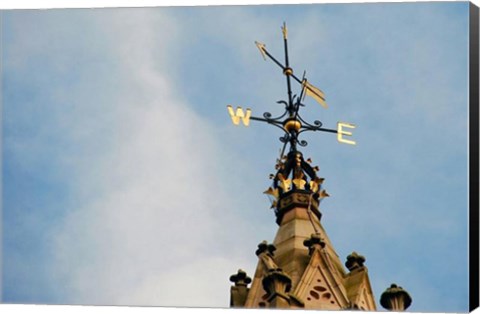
[281,22,288,39]
[254,41,267,61]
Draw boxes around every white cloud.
[40,9,252,306]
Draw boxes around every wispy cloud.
[3,8,259,306]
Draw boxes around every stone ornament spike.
[262,268,292,308]
[229,269,252,287]
[229,269,252,307]
[303,233,326,256]
[256,241,281,272]
[345,251,366,271]
[262,269,292,294]
[380,284,412,311]
[255,240,277,257]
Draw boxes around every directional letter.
[227,105,252,126]
[337,122,356,145]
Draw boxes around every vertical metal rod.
[282,22,294,113]
[294,71,307,121]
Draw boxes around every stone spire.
[227,23,411,311]
[228,151,377,310]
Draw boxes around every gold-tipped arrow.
[255,41,267,61]
[281,22,288,39]
[255,29,328,109]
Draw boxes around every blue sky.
[1,2,471,312]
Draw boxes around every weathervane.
[227,23,356,215]
[227,22,356,159]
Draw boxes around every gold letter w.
[227,105,251,126]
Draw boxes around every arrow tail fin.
[302,79,327,108]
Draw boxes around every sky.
[0,2,472,312]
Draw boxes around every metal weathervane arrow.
[227,22,357,159]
